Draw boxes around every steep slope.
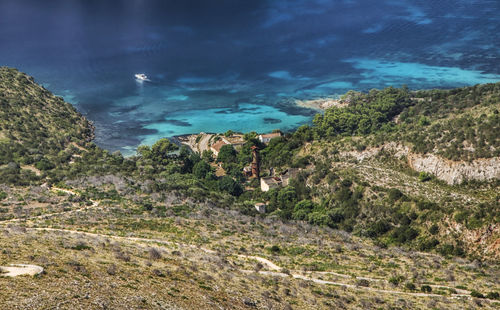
[312,83,500,184]
[0,67,93,165]
[288,84,500,259]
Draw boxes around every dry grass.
[1,188,498,309]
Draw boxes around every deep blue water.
[1,0,499,155]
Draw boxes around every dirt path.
[27,226,489,301]
[0,264,43,277]
[181,133,213,154]
[70,142,88,152]
[2,186,494,302]
[0,187,99,225]
[196,134,212,154]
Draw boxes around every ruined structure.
[251,146,260,178]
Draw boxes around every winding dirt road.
[1,186,496,303]
[27,226,486,301]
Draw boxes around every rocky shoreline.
[294,98,346,110]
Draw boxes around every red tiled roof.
[260,132,281,139]
[211,140,228,152]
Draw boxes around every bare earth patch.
[0,264,43,277]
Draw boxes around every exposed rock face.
[446,219,499,260]
[408,153,500,185]
[343,142,500,185]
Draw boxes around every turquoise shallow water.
[1,0,499,155]
[141,103,310,146]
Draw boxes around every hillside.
[0,67,93,181]
[0,70,499,309]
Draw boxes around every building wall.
[260,177,280,192]
[260,178,270,192]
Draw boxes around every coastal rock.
[295,98,347,111]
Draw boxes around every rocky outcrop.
[408,153,500,185]
[446,219,499,260]
[342,142,500,185]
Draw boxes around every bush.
[35,157,55,171]
[429,224,439,235]
[470,290,484,298]
[268,245,281,254]
[391,226,419,244]
[218,176,243,196]
[0,191,6,200]
[486,292,499,300]
[438,243,465,257]
[418,172,432,182]
[421,285,432,293]
[370,219,392,236]
[454,211,468,223]
[405,282,416,291]
[388,188,403,201]
[142,203,153,211]
[71,242,92,251]
[149,248,162,260]
[389,275,404,286]
[292,200,315,221]
[418,238,439,251]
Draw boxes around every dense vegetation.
[0,67,93,166]
[313,83,500,160]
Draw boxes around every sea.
[1,0,499,155]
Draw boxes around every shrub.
[429,224,439,235]
[421,285,432,293]
[292,200,315,221]
[470,290,484,298]
[71,242,92,251]
[106,264,117,275]
[418,238,439,251]
[149,248,162,260]
[35,157,55,171]
[388,188,403,201]
[0,191,6,200]
[438,243,465,257]
[454,211,468,223]
[371,219,392,236]
[416,200,438,211]
[389,275,404,286]
[391,226,419,244]
[486,292,499,300]
[142,203,153,211]
[418,172,432,182]
[268,245,281,254]
[218,176,243,196]
[405,282,416,291]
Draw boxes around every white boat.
[134,73,149,81]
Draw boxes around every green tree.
[202,150,214,162]
[276,186,298,219]
[217,144,237,163]
[293,199,315,220]
[193,161,212,179]
[35,157,55,171]
[218,176,243,196]
[150,138,178,165]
